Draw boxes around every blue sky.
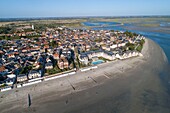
[0,0,170,18]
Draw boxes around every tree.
[126,43,135,51]
[136,45,142,52]
[34,38,39,41]
[124,31,134,38]
[110,30,114,32]
[140,39,145,46]
[94,37,102,42]
[133,33,138,36]
[19,68,25,74]
[129,45,135,51]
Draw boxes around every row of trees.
[0,36,21,40]
[0,27,13,34]
[0,35,42,40]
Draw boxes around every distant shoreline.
[1,15,170,21]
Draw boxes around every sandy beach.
[0,38,169,113]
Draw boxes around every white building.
[79,50,116,62]
[110,44,118,49]
[28,70,41,79]
[17,74,28,83]
[32,25,34,30]
[79,55,89,65]
[45,63,53,70]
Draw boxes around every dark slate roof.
[45,62,53,66]
[104,51,114,56]
[80,54,88,59]
[29,70,39,74]
[17,74,27,78]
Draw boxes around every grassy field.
[0,21,26,27]
[90,17,170,23]
[0,19,87,27]
[89,17,170,27]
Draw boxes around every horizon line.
[1,15,170,19]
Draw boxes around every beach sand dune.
[0,38,170,113]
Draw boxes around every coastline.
[0,38,169,113]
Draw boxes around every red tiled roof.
[0,51,4,54]
[53,53,59,57]
[44,45,49,49]
[0,66,6,72]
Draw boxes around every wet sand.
[0,38,169,113]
